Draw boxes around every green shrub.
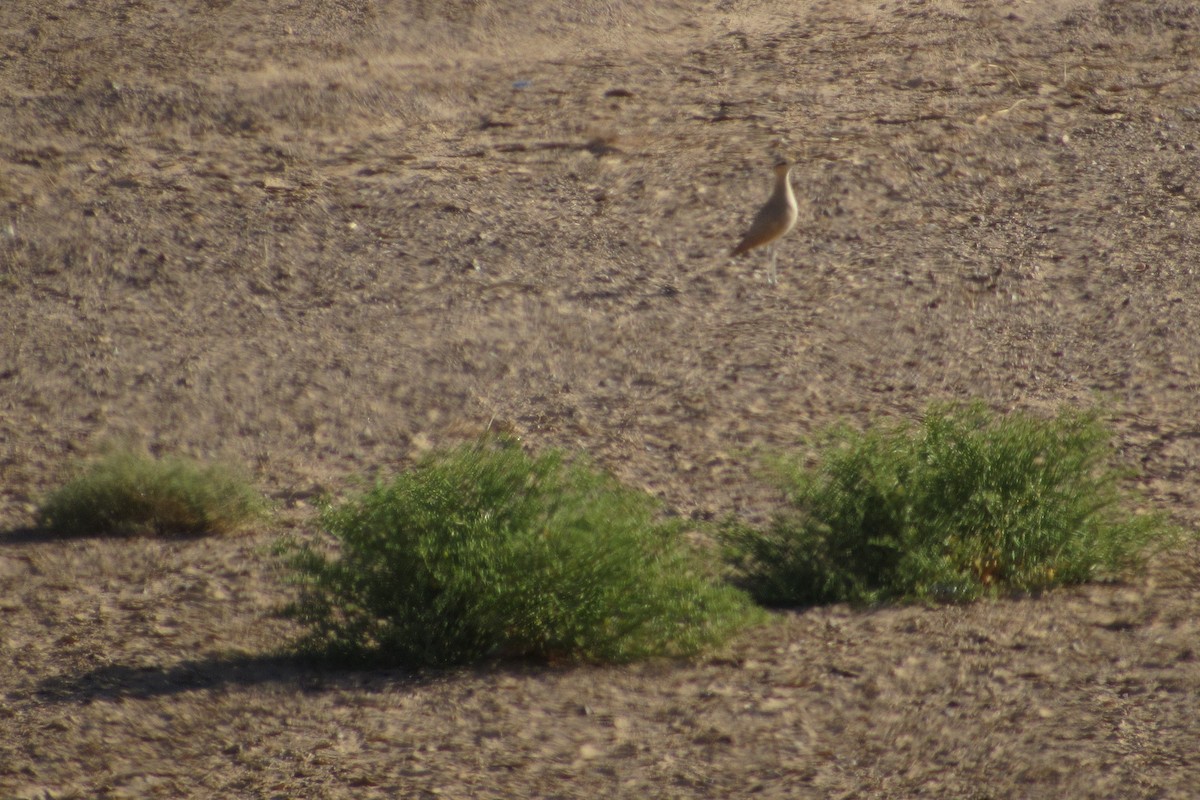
[277,437,759,666]
[38,448,264,537]
[723,403,1177,606]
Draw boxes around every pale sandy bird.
[730,160,798,285]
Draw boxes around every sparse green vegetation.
[277,437,760,667]
[37,448,264,537]
[723,404,1176,607]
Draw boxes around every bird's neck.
[776,171,796,207]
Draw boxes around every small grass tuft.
[277,436,760,667]
[723,403,1178,606]
[37,448,265,537]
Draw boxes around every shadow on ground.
[33,650,562,705]
[34,652,433,703]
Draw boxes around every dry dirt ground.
[2,0,1200,797]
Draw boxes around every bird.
[730,160,798,285]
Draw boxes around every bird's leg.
[768,244,778,285]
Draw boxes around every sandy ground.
[2,0,1199,797]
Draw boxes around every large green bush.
[723,404,1176,606]
[37,448,264,537]
[278,438,758,666]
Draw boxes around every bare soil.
[2,0,1199,797]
